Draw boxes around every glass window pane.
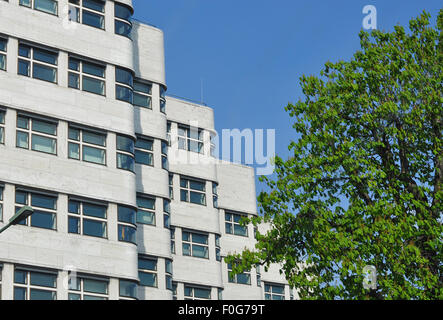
[119,280,137,298]
[0,55,6,71]
[68,200,80,213]
[30,272,56,288]
[83,219,106,238]
[118,206,136,224]
[33,47,57,65]
[68,58,80,71]
[0,39,6,52]
[182,231,190,242]
[83,145,106,164]
[116,85,133,104]
[139,272,157,287]
[118,225,136,243]
[68,72,80,89]
[68,128,80,141]
[83,0,105,12]
[68,216,80,234]
[194,287,211,299]
[16,131,29,149]
[14,270,27,284]
[82,76,105,95]
[135,150,153,166]
[192,245,209,259]
[133,81,151,94]
[137,197,155,210]
[82,62,105,78]
[234,224,248,237]
[190,192,206,205]
[237,273,251,285]
[31,134,56,154]
[30,289,56,300]
[136,210,155,225]
[84,295,107,300]
[190,180,205,191]
[116,135,134,153]
[32,119,56,135]
[14,287,26,300]
[83,279,108,294]
[114,3,131,20]
[117,153,135,171]
[272,285,285,294]
[31,211,56,229]
[225,223,232,234]
[18,44,31,58]
[68,142,80,159]
[82,10,104,29]
[82,130,105,146]
[115,20,132,38]
[133,93,151,108]
[138,258,157,271]
[192,233,208,245]
[31,193,56,209]
[182,243,191,256]
[17,116,29,128]
[15,191,28,205]
[180,190,188,202]
[135,138,153,151]
[34,0,58,15]
[83,203,106,218]
[18,59,30,76]
[68,293,81,300]
[33,63,57,83]
[115,68,133,86]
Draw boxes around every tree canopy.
[226,10,443,300]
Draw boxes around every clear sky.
[132,0,442,195]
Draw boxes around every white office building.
[0,0,295,300]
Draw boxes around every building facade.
[0,0,295,300]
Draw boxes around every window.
[180,177,206,206]
[0,264,2,300]
[225,212,248,237]
[160,86,166,113]
[68,275,108,300]
[15,190,57,230]
[116,135,135,172]
[228,264,251,285]
[184,285,211,300]
[178,125,204,154]
[115,67,133,104]
[114,3,132,38]
[212,182,218,208]
[133,81,152,109]
[182,231,209,259]
[166,121,171,146]
[0,110,5,144]
[0,185,3,221]
[165,259,173,291]
[218,288,223,300]
[172,282,177,300]
[134,137,153,166]
[20,0,58,16]
[16,115,57,155]
[14,268,57,300]
[136,195,155,226]
[69,0,105,29]
[264,283,285,300]
[161,141,169,170]
[170,227,175,254]
[68,199,107,238]
[215,235,221,262]
[138,257,157,288]
[169,174,174,200]
[118,205,136,244]
[119,280,137,299]
[163,199,170,229]
[0,38,7,71]
[68,126,106,165]
[68,57,105,96]
[256,265,261,287]
[18,44,57,83]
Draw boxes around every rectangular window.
[13,268,57,300]
[115,67,133,104]
[118,205,136,244]
[68,199,107,238]
[114,3,132,38]
[161,141,169,170]
[68,275,108,300]
[68,57,105,96]
[0,109,5,144]
[180,177,206,206]
[170,227,175,254]
[166,121,171,146]
[20,0,58,15]
[264,283,285,300]
[178,125,204,154]
[160,86,166,113]
[182,231,209,259]
[256,265,261,287]
[163,199,170,229]
[225,212,248,237]
[136,195,155,226]
[212,182,218,209]
[165,259,173,291]
[119,280,137,299]
[0,38,7,71]
[69,0,105,29]
[228,264,251,285]
[172,282,177,300]
[133,80,152,108]
[68,126,106,165]
[215,235,221,262]
[18,44,58,83]
[138,257,157,288]
[184,285,211,300]
[15,189,57,230]
[169,174,174,200]
[116,135,135,172]
[16,115,57,155]
[134,136,153,166]
[0,185,4,221]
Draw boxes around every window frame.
[180,177,206,206]
[115,67,134,104]
[184,284,211,301]
[178,125,204,154]
[67,198,108,239]
[0,109,5,145]
[116,135,135,173]
[68,56,106,96]
[15,189,58,231]
[182,230,209,260]
[68,275,109,300]
[117,205,137,244]
[19,0,58,16]
[13,267,57,300]
[18,43,58,84]
[114,2,132,38]
[68,126,107,166]
[227,263,251,285]
[133,80,152,109]
[138,257,158,288]
[136,195,156,226]
[134,136,154,167]
[0,37,7,71]
[225,211,249,237]
[16,115,58,155]
[264,283,285,300]
[68,0,105,30]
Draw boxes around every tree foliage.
[226,10,443,300]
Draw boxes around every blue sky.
[132,0,442,195]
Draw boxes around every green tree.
[226,10,443,300]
